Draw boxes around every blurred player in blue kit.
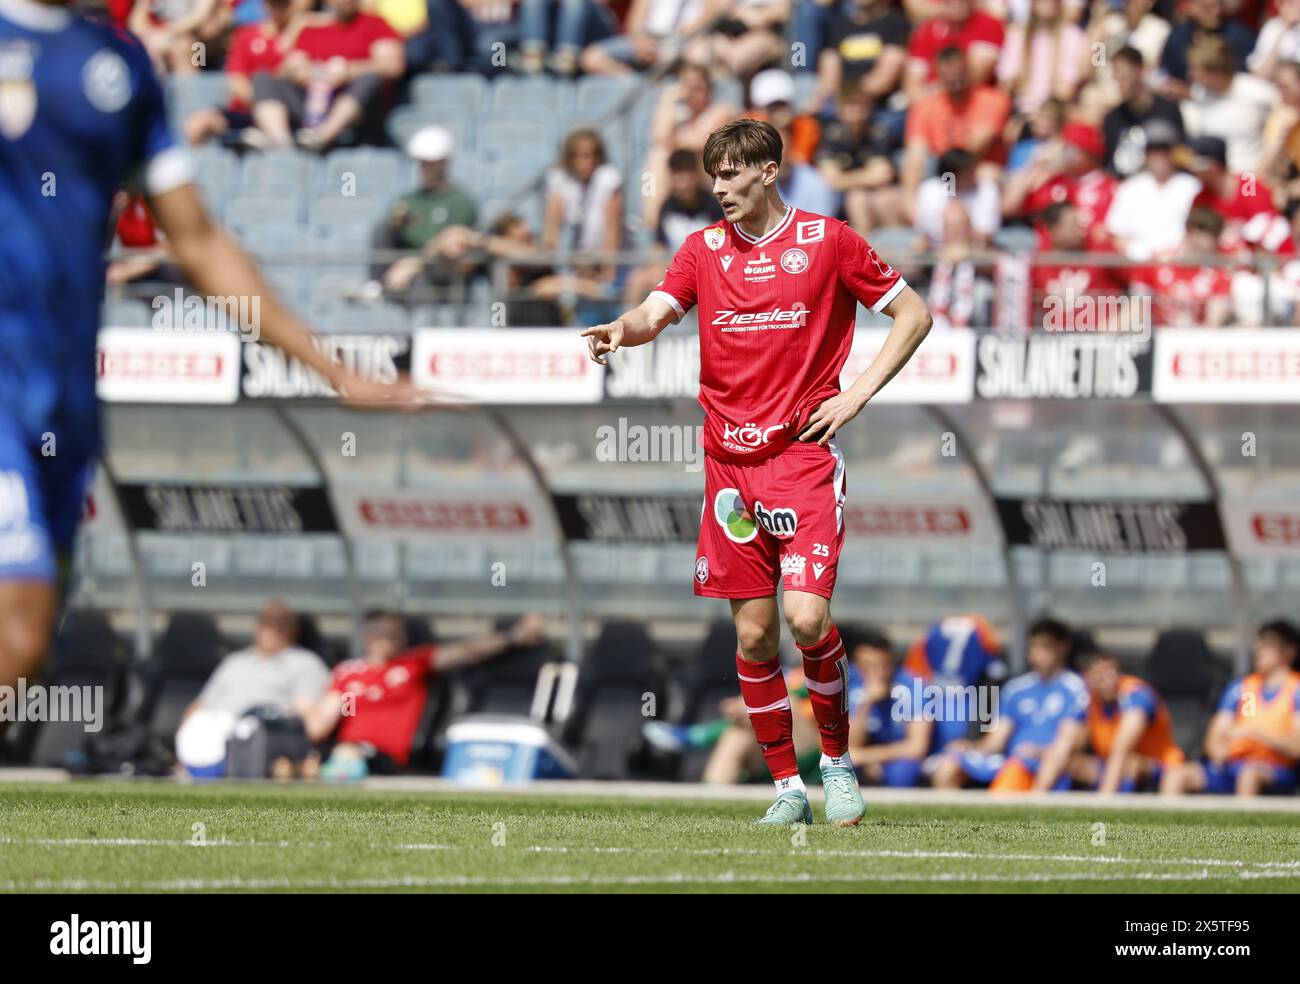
[0,0,415,690]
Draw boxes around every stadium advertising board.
[552,492,702,542]
[975,333,1153,400]
[1152,329,1300,402]
[412,328,604,403]
[240,333,411,399]
[116,482,339,534]
[1222,501,1300,557]
[332,486,556,541]
[843,498,1000,545]
[96,327,241,404]
[996,497,1226,552]
[840,328,975,403]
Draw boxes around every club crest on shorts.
[695,556,709,584]
[703,227,726,251]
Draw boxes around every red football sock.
[798,625,849,758]
[735,653,798,780]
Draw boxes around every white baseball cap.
[750,69,795,109]
[408,125,454,162]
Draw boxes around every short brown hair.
[1188,35,1235,74]
[702,118,783,177]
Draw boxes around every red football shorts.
[694,440,846,601]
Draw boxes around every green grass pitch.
[1,782,1299,893]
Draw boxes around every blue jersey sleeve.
[118,33,190,194]
[1217,679,1243,715]
[1117,683,1158,721]
[1064,674,1089,722]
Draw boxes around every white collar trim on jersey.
[732,205,794,247]
[0,0,71,31]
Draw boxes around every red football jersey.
[1030,257,1129,331]
[1130,259,1233,327]
[1193,176,1296,257]
[652,207,904,463]
[907,12,1006,80]
[330,647,435,765]
[1024,169,1117,249]
[225,25,289,112]
[294,12,400,62]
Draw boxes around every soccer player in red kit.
[582,119,933,826]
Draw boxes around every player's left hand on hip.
[798,392,866,445]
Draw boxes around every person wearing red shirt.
[902,45,1012,205]
[905,0,1005,96]
[183,0,302,147]
[1032,201,1131,331]
[1006,122,1118,250]
[1186,135,1297,256]
[307,612,546,778]
[581,118,933,827]
[250,0,404,151]
[1129,206,1235,326]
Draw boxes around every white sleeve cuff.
[870,278,907,314]
[144,145,195,197]
[648,289,685,321]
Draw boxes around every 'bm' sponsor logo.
[754,501,798,538]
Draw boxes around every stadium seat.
[1145,629,1228,757]
[461,622,556,717]
[671,621,741,782]
[307,195,385,233]
[318,148,404,200]
[565,621,662,779]
[100,299,155,328]
[573,74,639,118]
[490,74,561,114]
[140,612,227,744]
[237,150,316,196]
[411,72,488,116]
[385,105,472,158]
[20,610,127,770]
[224,195,303,234]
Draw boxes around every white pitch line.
[3,868,1299,892]
[4,836,1300,871]
[3,836,1299,875]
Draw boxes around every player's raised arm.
[148,183,419,407]
[580,292,679,365]
[799,283,933,444]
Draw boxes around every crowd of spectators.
[645,613,1300,798]
[103,0,1300,327]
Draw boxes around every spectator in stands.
[1004,121,1116,248]
[1181,34,1278,174]
[482,213,566,326]
[518,0,619,75]
[1005,95,1064,172]
[846,629,933,788]
[249,0,404,152]
[1103,46,1186,178]
[689,0,793,78]
[904,0,1006,98]
[1129,206,1234,326]
[1157,0,1254,100]
[932,616,1088,793]
[1165,619,1300,797]
[774,120,841,214]
[816,83,907,234]
[643,63,738,224]
[806,0,911,118]
[624,148,723,304]
[128,0,229,76]
[1247,0,1300,82]
[404,0,478,72]
[1187,134,1293,256]
[1261,59,1300,213]
[1032,201,1129,330]
[914,148,1000,248]
[178,600,330,779]
[996,0,1087,115]
[747,68,822,165]
[365,126,479,301]
[106,191,178,288]
[901,46,1013,207]
[1105,117,1201,259]
[1071,647,1185,794]
[1079,0,1170,113]
[543,128,624,315]
[308,612,546,779]
[925,201,995,328]
[182,0,303,147]
[580,0,718,75]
